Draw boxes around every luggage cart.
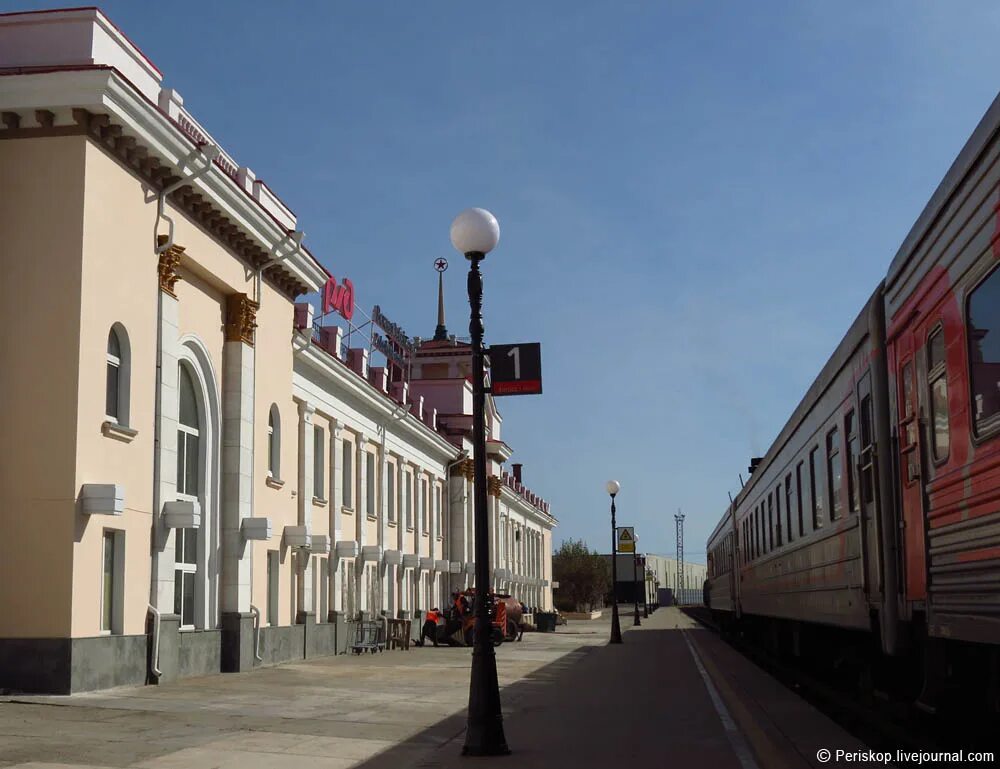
[350,619,386,654]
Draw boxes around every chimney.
[748,457,763,475]
[512,463,522,483]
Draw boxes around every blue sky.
[14,1,1000,560]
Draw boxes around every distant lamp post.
[452,207,509,757]
[632,542,641,627]
[607,480,623,644]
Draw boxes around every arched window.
[105,325,131,425]
[175,364,201,628]
[268,405,281,479]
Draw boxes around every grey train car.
[707,89,1000,713]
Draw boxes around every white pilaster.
[152,292,180,611]
[296,401,315,615]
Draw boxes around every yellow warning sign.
[617,526,635,553]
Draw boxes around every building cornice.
[294,340,458,461]
[0,67,327,297]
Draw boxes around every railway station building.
[0,6,556,694]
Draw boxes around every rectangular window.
[860,395,875,503]
[101,530,123,634]
[795,462,804,536]
[436,485,443,536]
[318,557,329,623]
[174,527,197,628]
[928,327,950,460]
[366,452,376,517]
[846,410,860,514]
[314,427,325,499]
[342,438,353,508]
[767,494,774,551]
[387,462,396,522]
[267,550,279,626]
[421,478,429,532]
[967,265,1000,435]
[774,486,783,546]
[405,471,413,529]
[106,362,120,420]
[827,427,843,520]
[810,446,825,529]
[784,474,793,543]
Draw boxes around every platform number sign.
[617,527,635,554]
[488,342,542,396]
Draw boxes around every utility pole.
[675,510,685,605]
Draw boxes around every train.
[705,91,1000,716]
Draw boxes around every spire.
[433,257,449,341]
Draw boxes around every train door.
[857,373,881,597]
[895,348,927,602]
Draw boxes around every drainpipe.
[147,604,163,678]
[154,145,221,255]
[249,604,263,662]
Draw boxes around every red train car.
[707,92,1000,714]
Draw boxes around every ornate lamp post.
[607,480,623,644]
[452,208,509,757]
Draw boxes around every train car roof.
[886,89,1000,291]
[735,282,882,509]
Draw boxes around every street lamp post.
[632,547,641,627]
[607,480,622,644]
[452,208,509,757]
[642,559,649,619]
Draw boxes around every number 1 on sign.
[507,346,520,379]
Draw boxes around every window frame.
[405,469,414,530]
[100,528,125,635]
[313,426,326,501]
[267,550,279,626]
[267,405,281,480]
[104,325,131,427]
[827,426,843,521]
[966,264,1000,442]
[386,457,397,523]
[845,409,860,515]
[926,323,950,464]
[365,450,377,518]
[341,436,355,510]
[810,445,824,529]
[784,473,793,543]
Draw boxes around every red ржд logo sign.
[322,276,354,321]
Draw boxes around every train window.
[774,486,783,546]
[845,410,860,514]
[927,326,950,462]
[810,446,825,529]
[755,507,760,557]
[785,474,793,542]
[967,267,1000,437]
[767,494,774,551]
[827,427,843,520]
[901,362,917,448]
[795,462,805,536]
[860,395,875,503]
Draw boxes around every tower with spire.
[433,257,449,341]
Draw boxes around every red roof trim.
[0,7,165,78]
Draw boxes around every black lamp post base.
[610,604,623,644]
[462,642,510,756]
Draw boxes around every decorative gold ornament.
[225,292,259,345]
[487,475,502,498]
[156,235,184,297]
[460,457,475,481]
